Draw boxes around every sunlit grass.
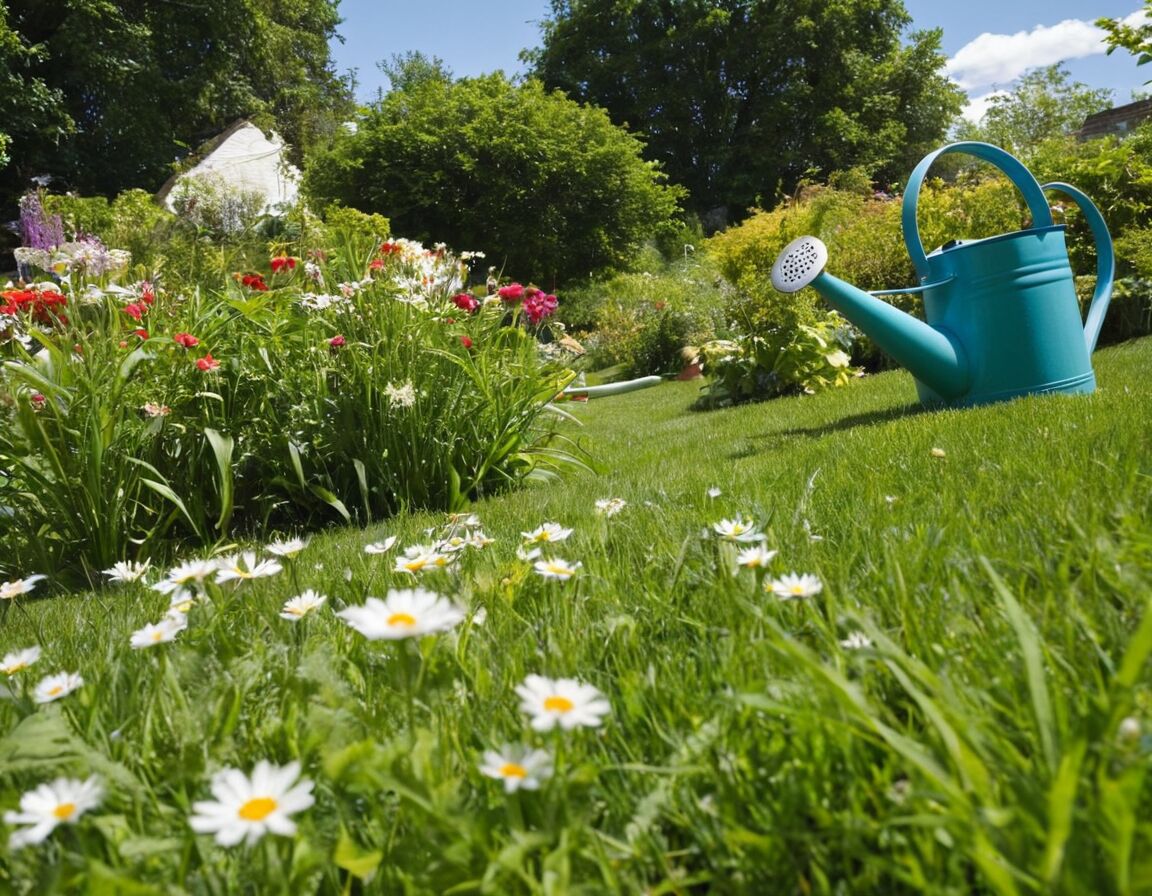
[1,338,1149,893]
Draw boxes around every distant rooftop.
[1077,97,1152,139]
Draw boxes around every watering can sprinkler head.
[771,236,828,293]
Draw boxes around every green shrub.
[568,262,726,378]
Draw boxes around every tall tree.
[0,0,352,207]
[526,0,963,225]
[303,63,683,285]
[956,64,1113,157]
[1099,4,1152,82]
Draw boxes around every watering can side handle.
[1043,182,1115,354]
[902,142,1055,280]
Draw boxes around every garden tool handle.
[902,142,1055,280]
[1043,182,1115,354]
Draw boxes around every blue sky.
[329,1,1150,122]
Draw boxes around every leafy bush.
[0,234,577,585]
[167,172,268,238]
[303,67,684,285]
[566,261,726,378]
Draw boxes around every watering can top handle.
[902,142,1055,279]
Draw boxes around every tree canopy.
[1099,3,1152,82]
[303,64,684,285]
[0,0,351,208]
[956,65,1113,157]
[526,0,964,226]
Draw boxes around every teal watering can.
[770,142,1115,407]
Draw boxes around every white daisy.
[214,552,283,583]
[152,559,218,594]
[479,745,553,793]
[521,522,573,545]
[336,588,465,640]
[515,674,611,732]
[734,545,778,570]
[129,615,188,649]
[711,516,764,543]
[465,530,495,549]
[280,590,327,621]
[189,760,315,847]
[533,557,582,581]
[839,631,872,650]
[101,561,151,584]
[0,646,42,675]
[33,671,83,704]
[0,574,46,600]
[393,544,453,574]
[265,537,309,558]
[4,775,103,850]
[364,536,398,554]
[516,545,542,562]
[594,498,626,517]
[166,588,198,614]
[445,512,481,529]
[767,572,823,600]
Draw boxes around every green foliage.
[1099,3,1152,81]
[692,317,857,407]
[0,0,351,211]
[530,0,964,222]
[956,64,1114,157]
[567,261,726,377]
[303,66,683,286]
[166,173,268,239]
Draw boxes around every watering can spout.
[771,236,971,401]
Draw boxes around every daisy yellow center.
[404,559,427,572]
[544,695,574,713]
[238,796,278,821]
[546,562,572,575]
[47,685,63,696]
[789,584,806,594]
[6,663,27,674]
[53,802,76,820]
[500,762,527,779]
[387,612,417,627]
[151,630,165,641]
[287,606,306,616]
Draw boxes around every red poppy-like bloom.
[196,353,220,371]
[139,281,155,305]
[460,335,474,350]
[523,291,559,325]
[239,273,268,292]
[368,258,386,272]
[270,255,297,274]
[328,334,346,348]
[378,241,403,256]
[497,283,524,303]
[452,293,480,313]
[173,332,199,348]
[134,328,149,340]
[124,303,145,321]
[1,287,68,324]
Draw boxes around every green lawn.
[2,338,1150,894]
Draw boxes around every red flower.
[196,353,220,371]
[459,335,474,350]
[452,292,480,313]
[523,291,559,325]
[30,392,46,409]
[173,332,200,348]
[134,328,149,340]
[379,241,402,256]
[369,258,385,272]
[124,303,145,321]
[139,281,155,305]
[1,287,67,323]
[239,273,268,292]
[328,334,346,348]
[497,283,524,303]
[270,255,297,274]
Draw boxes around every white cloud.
[960,89,1009,124]
[945,18,1108,90]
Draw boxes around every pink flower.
[497,283,524,303]
[460,335,473,350]
[523,291,559,325]
[174,332,199,348]
[196,353,220,371]
[452,293,479,313]
[328,335,346,348]
[123,303,144,321]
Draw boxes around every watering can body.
[771,142,1115,408]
